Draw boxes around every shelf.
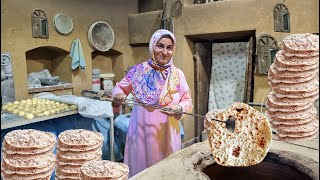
[28,83,73,93]
[1,110,78,130]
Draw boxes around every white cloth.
[208,42,248,110]
[35,92,113,119]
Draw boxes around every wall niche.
[91,49,122,74]
[25,46,73,94]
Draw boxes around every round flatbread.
[4,129,56,149]
[274,51,319,71]
[268,67,317,84]
[282,33,319,53]
[270,63,319,78]
[2,140,55,155]
[204,102,272,167]
[274,130,319,142]
[58,129,104,149]
[1,160,55,175]
[265,106,317,122]
[57,148,102,160]
[1,164,54,179]
[80,160,129,179]
[57,141,103,152]
[271,118,319,133]
[2,152,55,169]
[56,150,102,166]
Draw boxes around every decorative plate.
[53,13,73,35]
[88,21,115,52]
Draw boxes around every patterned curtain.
[208,42,248,111]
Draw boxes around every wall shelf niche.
[26,46,73,94]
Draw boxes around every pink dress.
[112,68,193,177]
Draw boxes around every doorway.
[189,30,256,142]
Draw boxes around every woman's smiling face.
[154,37,174,65]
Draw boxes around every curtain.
[208,42,248,111]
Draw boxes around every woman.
[112,29,193,177]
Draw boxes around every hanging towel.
[70,38,86,70]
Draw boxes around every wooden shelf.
[28,83,73,93]
[1,110,78,130]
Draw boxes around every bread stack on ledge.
[266,33,319,142]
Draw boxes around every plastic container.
[92,74,101,92]
[101,73,115,92]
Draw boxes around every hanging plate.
[53,13,73,35]
[88,21,115,52]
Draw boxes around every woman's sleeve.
[112,77,133,112]
[178,70,193,114]
[112,77,133,97]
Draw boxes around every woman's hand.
[112,93,126,107]
[160,104,183,117]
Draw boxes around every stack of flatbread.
[266,33,319,142]
[204,102,272,167]
[1,129,56,179]
[55,129,104,179]
[79,160,129,180]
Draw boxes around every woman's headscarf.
[126,29,180,106]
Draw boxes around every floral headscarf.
[126,29,180,106]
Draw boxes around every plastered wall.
[1,0,138,100]
[128,0,319,141]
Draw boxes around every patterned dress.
[112,29,193,177]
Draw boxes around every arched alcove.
[25,46,73,93]
[91,49,122,74]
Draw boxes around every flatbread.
[204,102,272,167]
[274,130,319,142]
[265,106,317,120]
[57,141,103,152]
[3,129,56,149]
[2,152,55,169]
[268,67,317,84]
[1,164,54,179]
[58,129,104,149]
[269,76,318,89]
[2,141,55,155]
[56,151,102,166]
[271,118,319,133]
[57,148,102,160]
[1,160,55,175]
[274,51,319,71]
[282,33,319,53]
[57,164,82,174]
[270,63,319,78]
[56,154,102,166]
[80,160,129,180]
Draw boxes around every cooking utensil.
[81,90,236,132]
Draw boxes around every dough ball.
[31,110,37,114]
[6,107,14,113]
[44,111,50,116]
[50,109,56,114]
[18,106,24,110]
[36,113,44,117]
[55,108,61,113]
[2,105,9,111]
[12,109,19,115]
[24,108,31,112]
[6,102,13,106]
[20,100,27,104]
[25,113,35,120]
[13,101,19,105]
[70,105,78,110]
[18,111,26,117]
